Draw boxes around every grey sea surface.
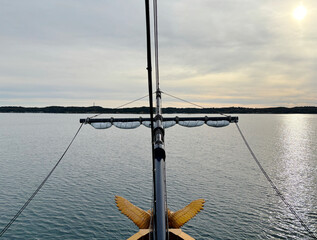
[0,113,316,239]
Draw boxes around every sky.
[0,0,316,108]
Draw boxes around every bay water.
[0,113,316,239]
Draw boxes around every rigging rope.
[89,94,150,119]
[0,123,84,238]
[235,122,317,239]
[157,91,316,238]
[161,91,229,116]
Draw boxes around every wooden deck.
[128,229,195,240]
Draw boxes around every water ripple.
[0,114,317,239]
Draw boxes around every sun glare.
[293,5,307,20]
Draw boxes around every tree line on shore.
[1,106,317,114]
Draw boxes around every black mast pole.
[145,0,168,239]
[144,0,157,238]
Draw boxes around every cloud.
[0,0,316,107]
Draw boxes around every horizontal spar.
[79,116,238,129]
[80,116,238,123]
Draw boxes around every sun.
[293,5,307,20]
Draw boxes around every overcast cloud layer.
[0,0,316,107]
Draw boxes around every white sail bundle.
[87,117,236,130]
[206,120,229,128]
[91,122,112,129]
[178,120,204,127]
[90,121,140,130]
[142,121,151,128]
[163,121,177,128]
[113,121,141,129]
[142,121,176,129]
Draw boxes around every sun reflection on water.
[278,115,316,222]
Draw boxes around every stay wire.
[0,123,84,238]
[161,91,229,116]
[161,91,205,109]
[89,94,149,119]
[235,122,317,239]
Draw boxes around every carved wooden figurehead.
[115,196,205,240]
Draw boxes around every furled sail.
[178,120,204,127]
[113,121,141,129]
[82,116,238,130]
[91,122,112,129]
[142,120,176,129]
[206,120,229,128]
[163,121,177,128]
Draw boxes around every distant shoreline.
[1,106,317,114]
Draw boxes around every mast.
[145,0,168,239]
[81,1,236,239]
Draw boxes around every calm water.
[0,113,316,239]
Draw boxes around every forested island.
[1,106,317,114]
